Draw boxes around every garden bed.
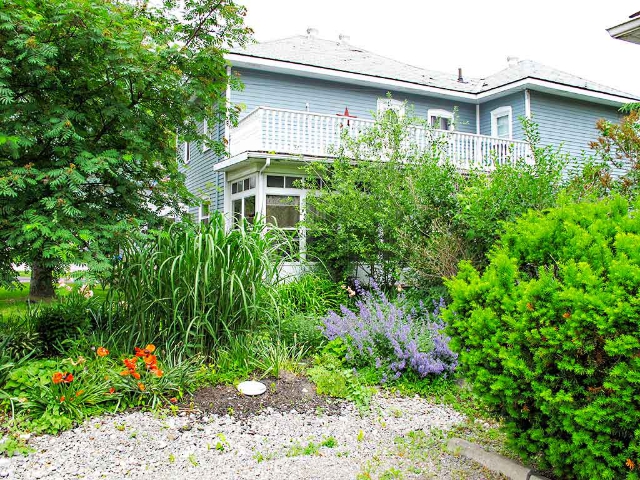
[190,372,344,420]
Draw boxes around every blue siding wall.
[479,92,526,140]
[232,68,478,133]
[529,91,622,161]
[183,120,225,217]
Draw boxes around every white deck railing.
[229,107,534,169]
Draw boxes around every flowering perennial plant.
[322,281,457,381]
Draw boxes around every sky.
[238,0,640,97]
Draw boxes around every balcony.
[228,107,533,169]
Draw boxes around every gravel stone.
[11,392,505,479]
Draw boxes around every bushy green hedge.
[443,196,640,480]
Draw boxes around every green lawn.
[0,283,108,318]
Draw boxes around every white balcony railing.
[229,107,533,169]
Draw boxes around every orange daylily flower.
[60,395,66,402]
[120,370,130,376]
[562,312,571,319]
[61,372,74,383]
[169,397,178,404]
[137,383,145,391]
[135,344,156,358]
[123,357,138,371]
[627,459,635,470]
[52,372,63,384]
[108,387,116,394]
[76,390,84,397]
[132,372,141,380]
[96,347,109,357]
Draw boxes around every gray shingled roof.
[230,35,638,99]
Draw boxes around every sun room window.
[230,174,256,228]
[491,106,513,139]
[428,109,454,131]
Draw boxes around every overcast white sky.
[238,0,640,96]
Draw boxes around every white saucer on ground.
[237,380,267,396]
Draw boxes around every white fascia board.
[477,78,638,106]
[226,53,477,102]
[227,54,638,107]
[607,17,640,40]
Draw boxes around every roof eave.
[607,17,640,43]
[226,53,638,107]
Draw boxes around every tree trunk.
[29,261,55,300]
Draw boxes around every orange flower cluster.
[627,459,635,470]
[120,344,162,383]
[96,346,109,357]
[135,344,163,378]
[52,372,74,384]
[120,356,141,379]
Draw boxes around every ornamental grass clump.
[322,282,457,381]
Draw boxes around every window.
[267,175,303,189]
[491,106,513,139]
[266,195,300,258]
[428,109,454,131]
[199,201,211,226]
[230,175,257,228]
[377,98,405,118]
[231,175,256,194]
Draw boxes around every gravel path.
[5,393,504,480]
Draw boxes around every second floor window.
[377,98,405,118]
[491,106,513,139]
[428,109,454,131]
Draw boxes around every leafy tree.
[303,108,460,289]
[0,0,251,298]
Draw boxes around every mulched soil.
[190,371,344,420]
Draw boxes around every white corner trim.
[607,17,640,39]
[225,65,232,155]
[524,89,531,118]
[490,106,513,139]
[475,104,480,135]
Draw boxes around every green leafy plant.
[33,292,95,355]
[308,340,374,409]
[444,196,640,480]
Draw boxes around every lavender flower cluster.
[322,281,457,381]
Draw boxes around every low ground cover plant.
[444,196,640,480]
[3,343,195,434]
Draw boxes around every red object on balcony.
[336,106,357,126]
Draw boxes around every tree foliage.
[0,0,251,296]
[303,108,564,290]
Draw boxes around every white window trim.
[198,199,212,224]
[377,98,405,118]
[490,106,513,139]
[183,141,190,164]
[202,119,210,152]
[427,109,454,131]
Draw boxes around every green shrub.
[444,196,640,480]
[33,293,94,355]
[278,313,325,350]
